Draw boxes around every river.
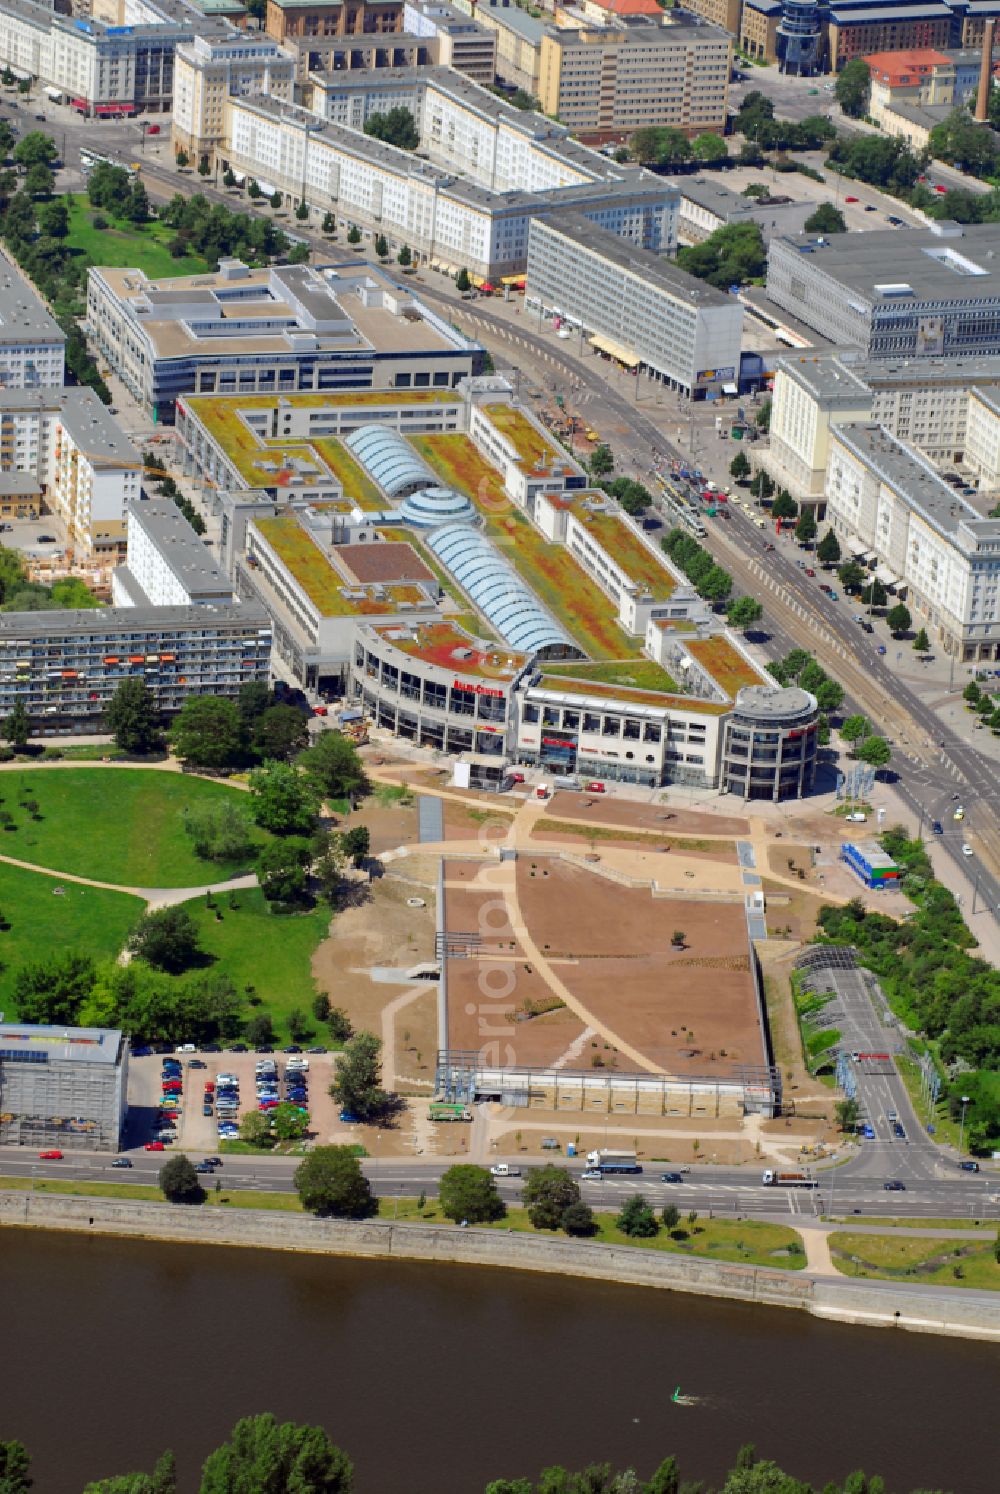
[0,1230,993,1493]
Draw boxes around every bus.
[79,148,139,178]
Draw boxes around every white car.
[846,812,867,823]
[175,1043,196,1053]
[581,1169,603,1181]
[961,843,974,857]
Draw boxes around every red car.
[204,1081,215,1093]
[312,705,328,716]
[585,781,606,793]
[145,1141,165,1152]
[147,124,160,135]
[845,196,858,203]
[38,1150,63,1160]
[934,185,947,194]
[805,567,816,577]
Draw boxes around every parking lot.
[126,1049,350,1156]
[1,516,68,557]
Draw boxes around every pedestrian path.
[0,849,257,908]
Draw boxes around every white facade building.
[115,498,234,608]
[0,257,65,390]
[964,388,1000,494]
[172,31,296,162]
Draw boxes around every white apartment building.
[762,351,1000,502]
[401,1,497,82]
[221,92,676,278]
[525,210,739,401]
[0,257,65,391]
[964,388,1000,494]
[0,0,190,116]
[0,388,141,560]
[114,498,234,608]
[825,422,1000,662]
[172,32,296,162]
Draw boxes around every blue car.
[860,1123,875,1139]
[339,1110,360,1124]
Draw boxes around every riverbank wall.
[2,1192,998,1341]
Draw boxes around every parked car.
[145,1141,165,1152]
[203,1104,214,1117]
[307,1046,327,1055]
[38,1150,63,1160]
[339,1110,360,1124]
[845,196,858,203]
[861,621,874,633]
[846,812,867,823]
[188,1059,206,1069]
[959,1160,980,1172]
[175,1044,196,1053]
[804,567,815,577]
[584,781,606,793]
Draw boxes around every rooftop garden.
[374,621,526,681]
[686,636,764,699]
[311,438,384,511]
[482,402,565,473]
[572,508,676,600]
[538,672,730,714]
[413,434,640,660]
[255,516,425,617]
[544,660,679,693]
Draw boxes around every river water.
[0,1230,994,1493]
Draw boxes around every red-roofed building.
[580,0,665,17]
[864,47,957,127]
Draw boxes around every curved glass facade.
[427,524,580,657]
[345,424,435,497]
[398,486,477,528]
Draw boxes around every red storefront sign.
[453,679,503,698]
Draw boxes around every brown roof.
[336,541,434,586]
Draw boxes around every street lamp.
[958,1095,971,1156]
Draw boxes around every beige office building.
[964,388,1000,493]
[537,20,731,138]
[171,32,296,163]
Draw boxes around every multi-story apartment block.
[113,498,234,607]
[0,388,140,560]
[401,1,497,82]
[0,599,271,728]
[0,0,192,117]
[825,421,1000,660]
[740,0,783,63]
[766,225,1000,361]
[537,18,732,138]
[526,211,740,401]
[964,387,1000,493]
[265,0,404,41]
[462,0,545,94]
[171,31,296,162]
[0,258,65,390]
[761,351,1000,500]
[87,258,483,422]
[827,3,954,70]
[220,89,676,279]
[682,0,742,34]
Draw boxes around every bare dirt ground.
[492,1116,758,1167]
[340,798,420,857]
[760,882,831,942]
[442,797,515,841]
[531,819,737,864]
[548,792,749,837]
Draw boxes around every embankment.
[2,1191,997,1341]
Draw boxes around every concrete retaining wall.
[2,1193,998,1341]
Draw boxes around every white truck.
[761,1170,818,1187]
[586,1149,642,1175]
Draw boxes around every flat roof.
[685,636,766,697]
[0,1023,123,1066]
[830,4,951,21]
[770,224,1000,307]
[0,469,42,494]
[254,514,433,616]
[130,499,231,595]
[0,600,269,638]
[370,619,527,681]
[535,210,732,309]
[481,403,570,474]
[534,670,730,715]
[336,540,435,585]
[832,423,1000,543]
[0,258,64,348]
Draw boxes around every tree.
[455,266,471,292]
[322,210,335,234]
[886,603,911,636]
[363,106,419,151]
[729,450,750,483]
[293,1145,376,1218]
[803,202,847,234]
[699,564,733,604]
[272,1101,309,1141]
[691,132,728,165]
[236,679,272,727]
[170,695,245,770]
[329,1030,391,1121]
[590,443,614,477]
[300,730,366,803]
[239,1110,274,1148]
[912,627,930,654]
[327,1006,352,1044]
[793,511,816,548]
[727,596,763,632]
[749,470,773,500]
[199,1414,353,1494]
[560,1200,597,1237]
[176,148,190,169]
[841,714,870,748]
[246,176,260,198]
[616,1194,659,1238]
[106,678,161,754]
[252,704,310,762]
[256,837,311,905]
[397,243,411,267]
[815,678,844,713]
[341,824,370,867]
[295,199,309,221]
[837,561,866,594]
[158,1154,204,1204]
[670,930,686,948]
[676,221,766,290]
[0,1441,31,1494]
[244,1012,275,1048]
[2,698,30,749]
[248,761,319,836]
[38,196,68,238]
[270,190,283,209]
[816,529,842,567]
[23,162,53,197]
[124,181,149,224]
[835,1096,860,1132]
[222,168,236,189]
[13,131,56,169]
[855,735,892,770]
[84,1451,177,1493]
[522,1165,580,1230]
[771,490,798,521]
[347,225,361,245]
[836,57,871,119]
[662,1203,681,1232]
[182,800,254,863]
[439,1163,506,1224]
[14,952,95,1026]
[128,906,201,975]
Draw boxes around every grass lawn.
[830,1231,1000,1290]
[825,1217,994,1231]
[0,769,261,887]
[173,887,331,1042]
[0,861,143,1012]
[65,194,210,277]
[535,818,714,852]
